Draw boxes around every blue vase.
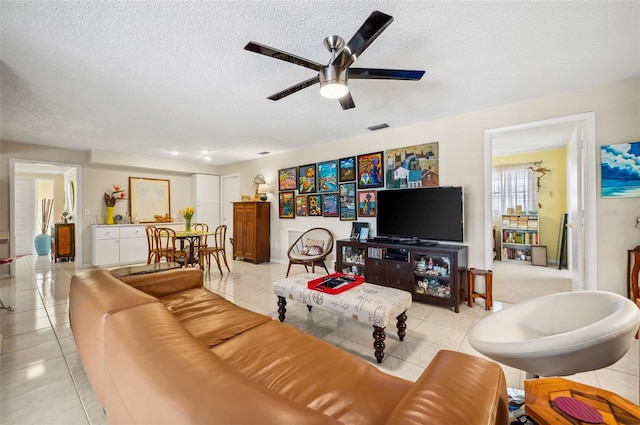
[34,233,51,256]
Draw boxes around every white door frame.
[221,174,240,254]
[484,112,597,290]
[9,159,83,276]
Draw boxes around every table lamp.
[258,184,269,201]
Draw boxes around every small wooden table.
[273,273,412,363]
[525,377,640,424]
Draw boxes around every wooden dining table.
[174,230,216,267]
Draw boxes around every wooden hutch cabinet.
[336,239,468,312]
[232,202,270,264]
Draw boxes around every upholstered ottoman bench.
[273,273,412,363]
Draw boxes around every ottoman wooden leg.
[373,326,386,364]
[277,296,287,322]
[396,311,407,341]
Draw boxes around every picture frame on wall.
[278,167,297,191]
[339,182,356,221]
[298,163,316,194]
[321,193,339,217]
[385,142,439,189]
[308,194,322,216]
[338,156,356,182]
[295,195,308,216]
[357,190,377,217]
[357,152,384,189]
[129,177,171,223]
[317,160,338,193]
[278,191,295,219]
[601,141,640,198]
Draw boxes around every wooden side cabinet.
[232,202,270,264]
[52,223,75,262]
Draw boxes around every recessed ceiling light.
[204,156,212,161]
[200,150,209,155]
[169,150,179,155]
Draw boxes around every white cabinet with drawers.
[91,224,183,267]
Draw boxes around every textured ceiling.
[1,1,639,166]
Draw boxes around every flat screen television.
[376,186,464,243]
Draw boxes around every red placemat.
[552,396,603,423]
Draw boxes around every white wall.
[221,77,640,295]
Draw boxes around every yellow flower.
[178,207,194,220]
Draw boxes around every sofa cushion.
[211,320,412,425]
[159,287,271,347]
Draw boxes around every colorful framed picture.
[278,167,297,191]
[298,163,316,194]
[308,194,322,216]
[317,160,338,193]
[339,156,356,182]
[278,191,295,219]
[358,190,377,217]
[321,193,339,217]
[385,142,439,189]
[357,151,384,189]
[601,141,640,197]
[339,182,356,221]
[295,195,308,216]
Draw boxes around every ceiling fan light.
[320,82,349,99]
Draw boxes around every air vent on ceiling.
[258,151,270,155]
[368,123,389,131]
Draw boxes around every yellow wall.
[492,148,567,261]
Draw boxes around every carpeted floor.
[491,260,572,304]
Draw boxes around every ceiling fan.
[244,10,425,110]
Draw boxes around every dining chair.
[199,224,230,275]
[155,227,188,267]
[191,222,208,250]
[145,225,159,264]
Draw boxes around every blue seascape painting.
[601,142,640,198]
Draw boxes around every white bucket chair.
[469,290,640,378]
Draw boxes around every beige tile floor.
[1,255,638,424]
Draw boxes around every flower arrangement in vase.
[178,207,195,232]
[104,184,126,225]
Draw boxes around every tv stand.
[336,239,468,312]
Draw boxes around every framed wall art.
[385,142,439,189]
[278,191,295,219]
[295,195,308,216]
[129,177,170,223]
[357,190,377,217]
[339,156,356,182]
[298,163,316,194]
[321,193,339,217]
[357,151,384,189]
[601,141,640,198]
[339,182,356,221]
[317,160,338,193]
[278,167,297,191]
[308,194,322,216]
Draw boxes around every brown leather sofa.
[70,268,509,425]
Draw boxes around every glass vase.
[185,217,191,232]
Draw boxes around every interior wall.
[492,147,568,262]
[221,77,639,295]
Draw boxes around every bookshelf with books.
[501,214,539,263]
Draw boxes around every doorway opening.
[484,113,597,303]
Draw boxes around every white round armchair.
[469,290,640,377]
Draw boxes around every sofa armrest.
[116,268,203,298]
[385,350,509,425]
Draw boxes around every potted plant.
[34,198,53,255]
[104,184,126,225]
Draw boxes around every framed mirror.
[254,174,265,200]
[67,181,75,214]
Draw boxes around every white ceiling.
[1,1,638,166]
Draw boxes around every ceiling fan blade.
[332,11,394,69]
[267,76,320,101]
[349,68,425,80]
[245,42,323,72]
[338,92,355,110]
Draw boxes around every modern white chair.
[469,290,640,378]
